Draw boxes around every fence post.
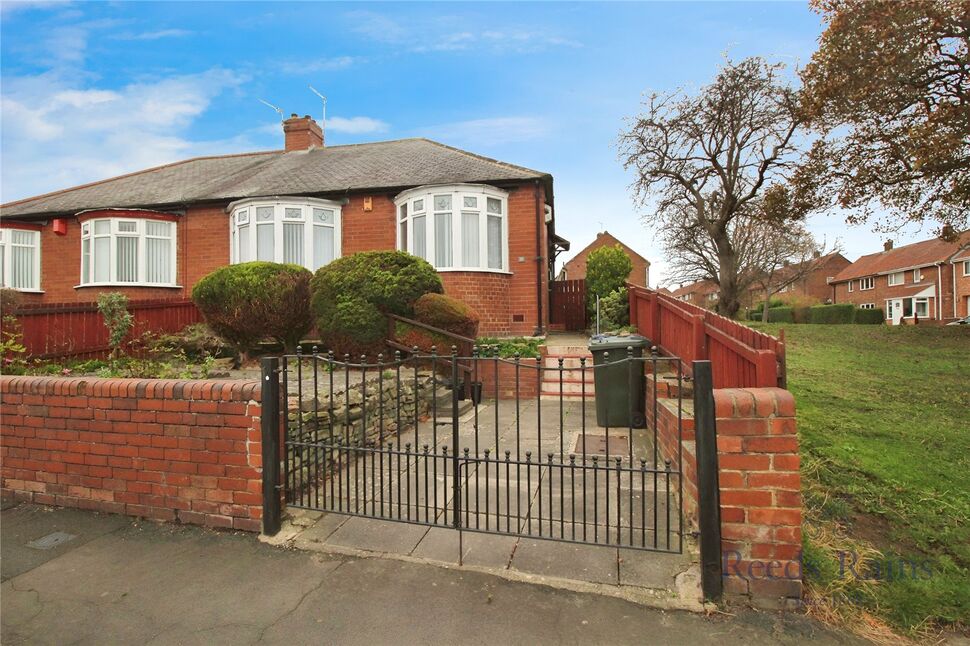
[261,357,282,535]
[692,314,707,362]
[692,360,723,601]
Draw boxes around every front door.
[888,299,903,325]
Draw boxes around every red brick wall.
[953,259,970,318]
[11,183,548,336]
[832,263,957,322]
[475,351,545,400]
[0,376,264,532]
[561,232,650,287]
[647,374,802,608]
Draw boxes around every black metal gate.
[263,346,688,554]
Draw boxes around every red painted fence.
[10,299,202,360]
[627,284,785,389]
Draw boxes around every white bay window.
[79,218,176,287]
[0,228,41,292]
[396,184,508,272]
[229,197,341,271]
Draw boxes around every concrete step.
[541,381,595,396]
[541,369,595,383]
[544,345,592,358]
[543,357,591,370]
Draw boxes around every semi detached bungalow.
[830,232,970,325]
[0,116,570,336]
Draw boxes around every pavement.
[0,502,862,645]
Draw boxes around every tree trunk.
[761,288,772,323]
[713,230,742,319]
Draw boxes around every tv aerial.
[308,85,327,129]
[258,98,284,122]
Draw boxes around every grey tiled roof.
[1,138,548,218]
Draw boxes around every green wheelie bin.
[589,334,649,428]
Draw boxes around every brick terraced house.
[830,232,970,325]
[746,251,851,306]
[0,115,570,336]
[670,280,719,309]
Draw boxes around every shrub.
[311,251,442,357]
[0,288,26,370]
[477,336,543,359]
[97,292,134,356]
[586,244,632,312]
[192,262,314,357]
[147,323,233,361]
[596,287,630,331]
[793,306,812,324]
[765,306,794,323]
[854,307,885,324]
[413,293,480,338]
[809,303,855,324]
[752,298,785,313]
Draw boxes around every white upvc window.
[859,277,874,290]
[395,184,508,273]
[229,198,341,271]
[860,303,875,309]
[847,281,854,293]
[887,271,904,286]
[913,269,922,283]
[79,218,177,287]
[962,260,970,276]
[913,297,929,319]
[0,228,41,292]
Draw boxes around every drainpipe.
[534,180,544,336]
[937,264,943,319]
[952,262,958,318]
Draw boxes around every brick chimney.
[283,114,323,151]
[884,239,893,252]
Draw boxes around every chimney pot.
[283,114,324,151]
[884,239,893,251]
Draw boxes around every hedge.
[413,293,480,338]
[809,303,856,324]
[192,262,313,357]
[854,308,885,324]
[793,306,812,324]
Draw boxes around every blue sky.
[0,1,931,285]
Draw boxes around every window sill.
[74,283,182,289]
[2,288,44,294]
[433,267,514,276]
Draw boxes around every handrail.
[386,314,476,346]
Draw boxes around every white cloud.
[0,0,69,16]
[113,28,192,41]
[0,68,249,202]
[278,56,357,75]
[419,116,552,147]
[325,116,388,134]
[345,10,582,54]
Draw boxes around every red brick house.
[953,247,970,319]
[558,231,650,287]
[746,252,851,306]
[670,280,719,309]
[0,115,569,336]
[829,232,970,325]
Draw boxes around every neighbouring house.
[557,231,650,287]
[0,115,570,337]
[830,232,970,325]
[746,251,851,306]
[669,280,719,309]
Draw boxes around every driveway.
[0,502,860,645]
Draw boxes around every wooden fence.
[550,279,587,331]
[9,299,202,360]
[627,284,786,389]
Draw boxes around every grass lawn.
[749,323,970,634]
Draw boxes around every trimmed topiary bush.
[311,251,443,357]
[192,261,314,358]
[809,303,855,324]
[854,307,885,324]
[586,244,633,313]
[413,293,480,338]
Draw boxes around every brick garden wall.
[0,376,264,531]
[646,374,802,608]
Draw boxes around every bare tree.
[620,57,805,318]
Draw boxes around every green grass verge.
[750,323,970,632]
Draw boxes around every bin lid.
[588,334,650,351]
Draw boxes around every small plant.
[97,292,134,357]
[596,287,630,331]
[0,289,27,374]
[476,336,543,359]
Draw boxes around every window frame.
[77,216,178,288]
[847,281,853,293]
[394,184,510,274]
[859,303,875,309]
[0,227,42,293]
[859,277,874,290]
[913,269,922,283]
[227,197,342,271]
[962,260,970,276]
[887,271,904,286]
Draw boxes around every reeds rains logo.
[722,550,934,582]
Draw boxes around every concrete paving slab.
[509,538,619,585]
[618,547,695,591]
[325,516,430,554]
[410,527,518,568]
[291,511,348,549]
